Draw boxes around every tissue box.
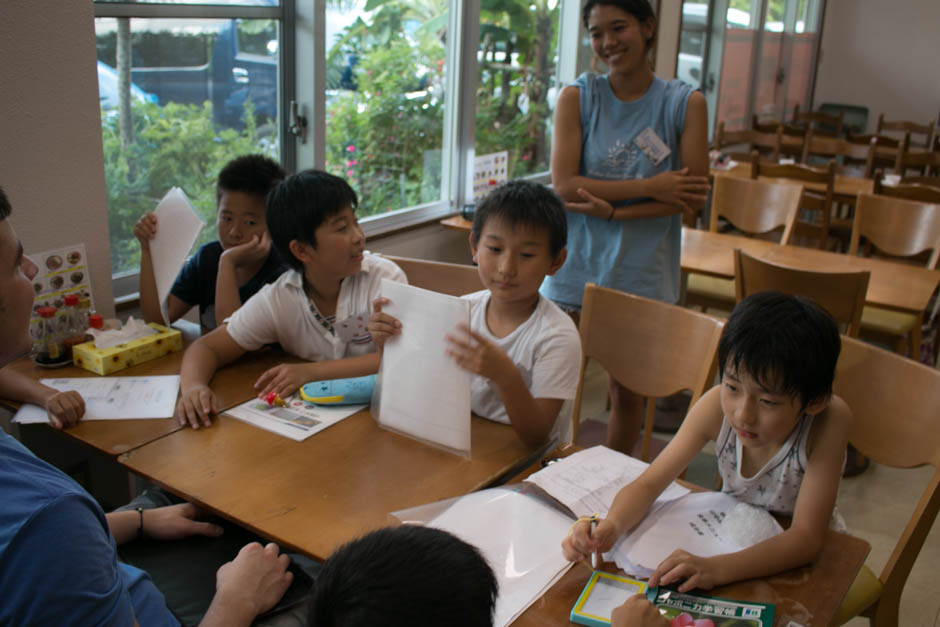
[72,323,182,375]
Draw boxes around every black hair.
[265,169,359,272]
[0,186,10,220]
[718,291,841,408]
[470,180,568,258]
[582,0,656,49]
[307,525,497,627]
[216,154,286,206]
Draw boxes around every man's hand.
[133,212,158,252]
[650,549,722,593]
[561,518,620,563]
[45,390,85,428]
[213,542,293,620]
[565,187,616,220]
[142,503,224,541]
[645,168,709,221]
[254,363,311,400]
[220,232,272,269]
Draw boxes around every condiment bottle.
[35,306,67,366]
[61,294,87,361]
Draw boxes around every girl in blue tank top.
[541,0,710,454]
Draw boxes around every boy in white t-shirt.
[175,170,406,428]
[369,181,581,448]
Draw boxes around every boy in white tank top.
[563,292,851,593]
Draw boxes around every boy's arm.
[176,326,246,428]
[214,233,274,327]
[563,386,722,562]
[253,352,380,401]
[0,367,85,428]
[651,395,851,591]
[135,212,191,325]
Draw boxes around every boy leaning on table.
[0,184,296,626]
[175,169,406,428]
[368,180,581,449]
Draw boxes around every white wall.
[0,1,116,317]
[814,0,940,133]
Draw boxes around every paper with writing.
[13,376,180,423]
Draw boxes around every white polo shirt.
[226,253,406,361]
[463,290,582,444]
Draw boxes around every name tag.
[634,127,671,166]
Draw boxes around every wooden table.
[681,227,940,315]
[441,215,473,232]
[1,347,295,456]
[118,409,541,560]
[712,162,875,201]
[514,525,870,626]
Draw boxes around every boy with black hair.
[307,526,497,627]
[564,292,852,593]
[176,169,405,428]
[369,180,581,448]
[136,154,288,332]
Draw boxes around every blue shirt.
[171,240,288,330]
[541,73,694,306]
[0,430,178,626]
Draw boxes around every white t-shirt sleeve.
[224,282,281,351]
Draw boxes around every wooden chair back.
[571,284,724,460]
[378,254,483,296]
[846,131,900,172]
[751,153,836,249]
[733,249,869,336]
[893,132,940,177]
[751,116,804,159]
[792,104,843,137]
[801,129,876,178]
[900,175,940,188]
[832,336,940,625]
[877,113,936,149]
[875,178,940,205]
[850,194,940,269]
[714,121,780,161]
[709,175,801,243]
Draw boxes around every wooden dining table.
[681,227,940,316]
[1,346,298,456]
[118,407,544,561]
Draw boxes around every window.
[96,1,576,297]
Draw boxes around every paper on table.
[426,488,574,626]
[225,394,363,441]
[13,376,180,423]
[376,279,471,455]
[149,187,205,325]
[525,445,690,518]
[608,491,783,576]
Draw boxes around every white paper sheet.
[376,279,471,455]
[525,445,690,518]
[225,394,363,441]
[149,187,205,324]
[426,488,575,626]
[608,491,783,576]
[13,376,180,423]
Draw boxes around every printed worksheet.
[13,376,180,423]
[225,394,363,441]
[375,279,472,455]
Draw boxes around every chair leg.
[911,315,923,363]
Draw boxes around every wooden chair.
[900,175,940,188]
[829,336,940,627]
[875,178,940,205]
[377,254,483,296]
[752,116,804,160]
[792,103,843,138]
[849,193,940,361]
[733,249,869,336]
[751,153,837,250]
[801,129,877,178]
[571,284,724,461]
[713,121,781,162]
[893,132,940,177]
[686,176,802,312]
[876,113,936,150]
[846,131,900,172]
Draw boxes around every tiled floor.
[576,359,940,626]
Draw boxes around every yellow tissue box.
[72,323,182,375]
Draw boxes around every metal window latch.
[288,100,308,144]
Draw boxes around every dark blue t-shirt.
[0,430,178,626]
[170,241,287,330]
